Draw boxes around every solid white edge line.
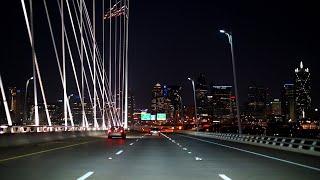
[77,171,94,180]
[219,174,232,180]
[179,134,320,172]
[115,150,124,155]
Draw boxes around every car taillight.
[120,129,124,133]
[107,130,111,133]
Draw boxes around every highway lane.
[0,133,139,179]
[0,132,319,179]
[172,133,320,180]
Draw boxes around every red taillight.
[120,129,124,133]
[107,130,111,133]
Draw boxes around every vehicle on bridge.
[149,127,160,136]
[107,126,126,139]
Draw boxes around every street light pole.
[220,30,242,134]
[24,77,33,122]
[188,77,199,132]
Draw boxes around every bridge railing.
[180,130,320,156]
[0,125,107,134]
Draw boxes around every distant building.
[150,83,183,122]
[46,103,61,125]
[281,83,295,121]
[271,99,281,116]
[164,85,183,122]
[151,83,165,113]
[295,61,311,119]
[247,84,270,120]
[209,86,234,123]
[195,74,209,119]
[127,91,135,125]
[8,87,24,125]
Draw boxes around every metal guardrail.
[180,131,320,156]
[0,125,106,134]
[0,125,107,147]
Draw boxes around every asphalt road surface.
[0,132,320,180]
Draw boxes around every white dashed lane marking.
[219,174,232,180]
[77,171,94,180]
[115,150,124,155]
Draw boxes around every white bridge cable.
[68,0,116,127]
[108,0,112,128]
[102,0,106,129]
[80,0,121,126]
[77,0,128,128]
[93,0,98,128]
[74,1,116,125]
[102,0,129,127]
[61,0,68,127]
[61,1,101,127]
[0,74,13,126]
[43,0,78,128]
[80,0,86,127]
[118,0,122,123]
[48,0,99,127]
[124,0,129,129]
[85,3,118,128]
[21,0,52,127]
[29,0,39,127]
[22,0,127,128]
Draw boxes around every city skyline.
[2,0,320,108]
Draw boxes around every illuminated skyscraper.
[151,83,166,113]
[127,91,135,125]
[295,61,311,119]
[208,85,234,124]
[195,74,209,118]
[9,87,24,124]
[165,85,183,122]
[150,83,175,117]
[281,83,295,121]
[247,83,270,120]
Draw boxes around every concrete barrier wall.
[179,130,320,157]
[0,131,105,147]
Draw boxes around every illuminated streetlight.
[219,29,242,134]
[188,77,199,132]
[24,77,34,122]
[68,94,74,100]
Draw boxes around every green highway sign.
[157,113,166,121]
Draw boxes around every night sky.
[1,0,320,109]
